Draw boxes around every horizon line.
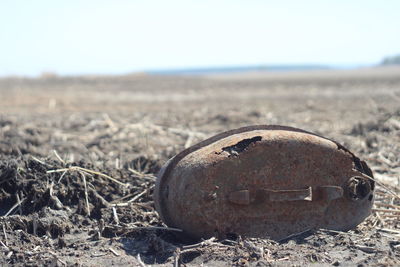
[0,62,385,78]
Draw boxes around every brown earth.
[0,67,399,266]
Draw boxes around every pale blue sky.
[0,0,399,76]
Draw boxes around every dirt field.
[1,67,400,266]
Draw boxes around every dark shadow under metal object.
[154,125,375,241]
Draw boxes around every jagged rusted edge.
[154,124,373,232]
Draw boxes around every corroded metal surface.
[154,125,374,241]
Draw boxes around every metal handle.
[266,187,312,202]
[228,186,343,205]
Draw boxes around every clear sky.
[0,0,399,76]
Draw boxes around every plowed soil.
[1,67,400,266]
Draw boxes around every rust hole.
[222,136,262,156]
[347,177,371,201]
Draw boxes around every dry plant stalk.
[47,166,128,187]
[79,172,91,216]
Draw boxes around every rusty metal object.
[154,125,374,241]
